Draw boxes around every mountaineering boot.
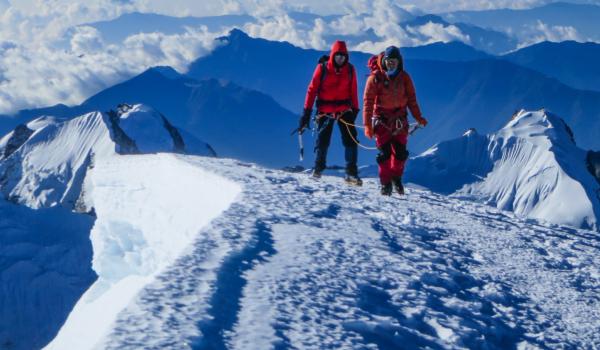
[344,174,363,186]
[344,164,362,186]
[312,167,323,179]
[392,176,404,195]
[380,182,392,196]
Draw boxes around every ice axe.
[290,127,305,161]
[408,123,424,136]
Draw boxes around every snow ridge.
[407,109,600,231]
[92,156,600,349]
[46,154,241,350]
[0,104,214,210]
[0,104,217,350]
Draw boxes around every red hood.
[329,40,349,66]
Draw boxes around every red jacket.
[304,41,359,114]
[363,52,422,128]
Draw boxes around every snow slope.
[0,104,217,350]
[0,104,214,209]
[41,155,600,349]
[46,154,241,350]
[405,109,600,231]
[0,198,95,350]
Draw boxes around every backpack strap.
[319,61,327,88]
[317,55,329,95]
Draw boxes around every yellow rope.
[337,118,379,151]
[316,112,423,151]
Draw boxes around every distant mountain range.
[402,14,517,54]
[85,12,254,43]
[502,40,600,92]
[3,29,600,172]
[188,30,600,153]
[401,41,491,62]
[82,10,517,54]
[0,68,304,168]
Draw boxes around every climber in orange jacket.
[363,46,428,195]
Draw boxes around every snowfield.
[2,105,600,349]
[39,154,600,349]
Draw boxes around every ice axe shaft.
[291,127,305,161]
[298,132,304,161]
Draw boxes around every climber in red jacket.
[298,40,361,185]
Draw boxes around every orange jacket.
[363,53,422,128]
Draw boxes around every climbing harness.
[293,110,425,158]
[315,112,425,151]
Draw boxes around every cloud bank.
[1,0,598,115]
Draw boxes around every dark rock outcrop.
[2,124,34,159]
[587,151,600,184]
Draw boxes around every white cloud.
[0,26,224,114]
[328,14,367,36]
[406,22,471,45]
[71,26,105,53]
[517,20,584,48]
[0,0,598,115]
[243,15,328,50]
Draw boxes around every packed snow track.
[47,154,600,349]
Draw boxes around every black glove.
[298,108,312,132]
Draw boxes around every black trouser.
[314,111,358,175]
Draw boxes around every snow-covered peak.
[114,103,183,154]
[406,109,600,231]
[0,104,214,209]
[497,109,576,146]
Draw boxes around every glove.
[298,108,312,132]
[364,125,374,139]
[415,116,428,127]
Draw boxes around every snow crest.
[91,156,600,349]
[0,104,214,210]
[45,154,241,349]
[406,109,600,231]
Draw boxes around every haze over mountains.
[443,2,600,44]
[82,2,600,55]
[2,26,600,170]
